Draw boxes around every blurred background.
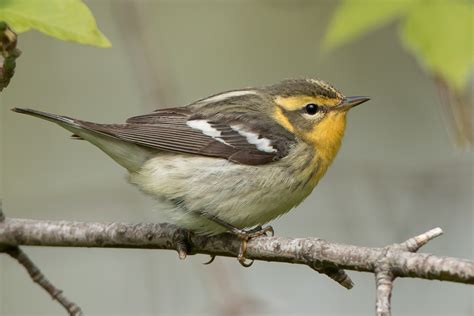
[0,0,472,315]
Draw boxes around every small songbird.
[12,78,369,266]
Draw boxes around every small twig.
[4,246,84,316]
[0,22,21,92]
[0,204,83,316]
[399,227,443,252]
[374,246,395,316]
[375,266,394,316]
[309,263,354,289]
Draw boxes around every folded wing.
[77,108,295,165]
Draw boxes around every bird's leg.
[230,225,274,267]
[194,211,274,267]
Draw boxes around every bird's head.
[266,78,370,160]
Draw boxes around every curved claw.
[234,225,275,267]
[238,258,254,267]
[264,226,274,237]
[237,237,255,267]
[203,255,216,265]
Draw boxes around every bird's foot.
[175,228,192,260]
[231,225,274,267]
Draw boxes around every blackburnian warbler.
[12,78,369,266]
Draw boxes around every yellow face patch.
[272,100,348,190]
[272,95,347,175]
[274,95,341,111]
[273,106,295,133]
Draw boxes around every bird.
[12,78,369,266]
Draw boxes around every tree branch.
[0,213,473,315]
[0,217,472,287]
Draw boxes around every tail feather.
[11,108,79,127]
[11,107,155,172]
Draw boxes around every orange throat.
[306,112,347,186]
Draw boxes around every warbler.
[12,78,369,266]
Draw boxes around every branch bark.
[0,216,473,316]
[1,217,472,285]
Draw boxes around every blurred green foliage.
[0,0,110,48]
[323,0,473,92]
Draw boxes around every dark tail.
[11,107,154,172]
[11,108,80,127]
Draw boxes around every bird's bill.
[336,96,370,111]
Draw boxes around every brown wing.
[76,108,295,165]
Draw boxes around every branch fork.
[373,228,443,316]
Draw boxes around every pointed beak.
[336,96,370,111]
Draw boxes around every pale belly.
[129,147,321,235]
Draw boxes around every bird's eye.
[305,103,319,115]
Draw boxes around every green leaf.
[0,0,111,47]
[322,0,414,51]
[400,1,474,91]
